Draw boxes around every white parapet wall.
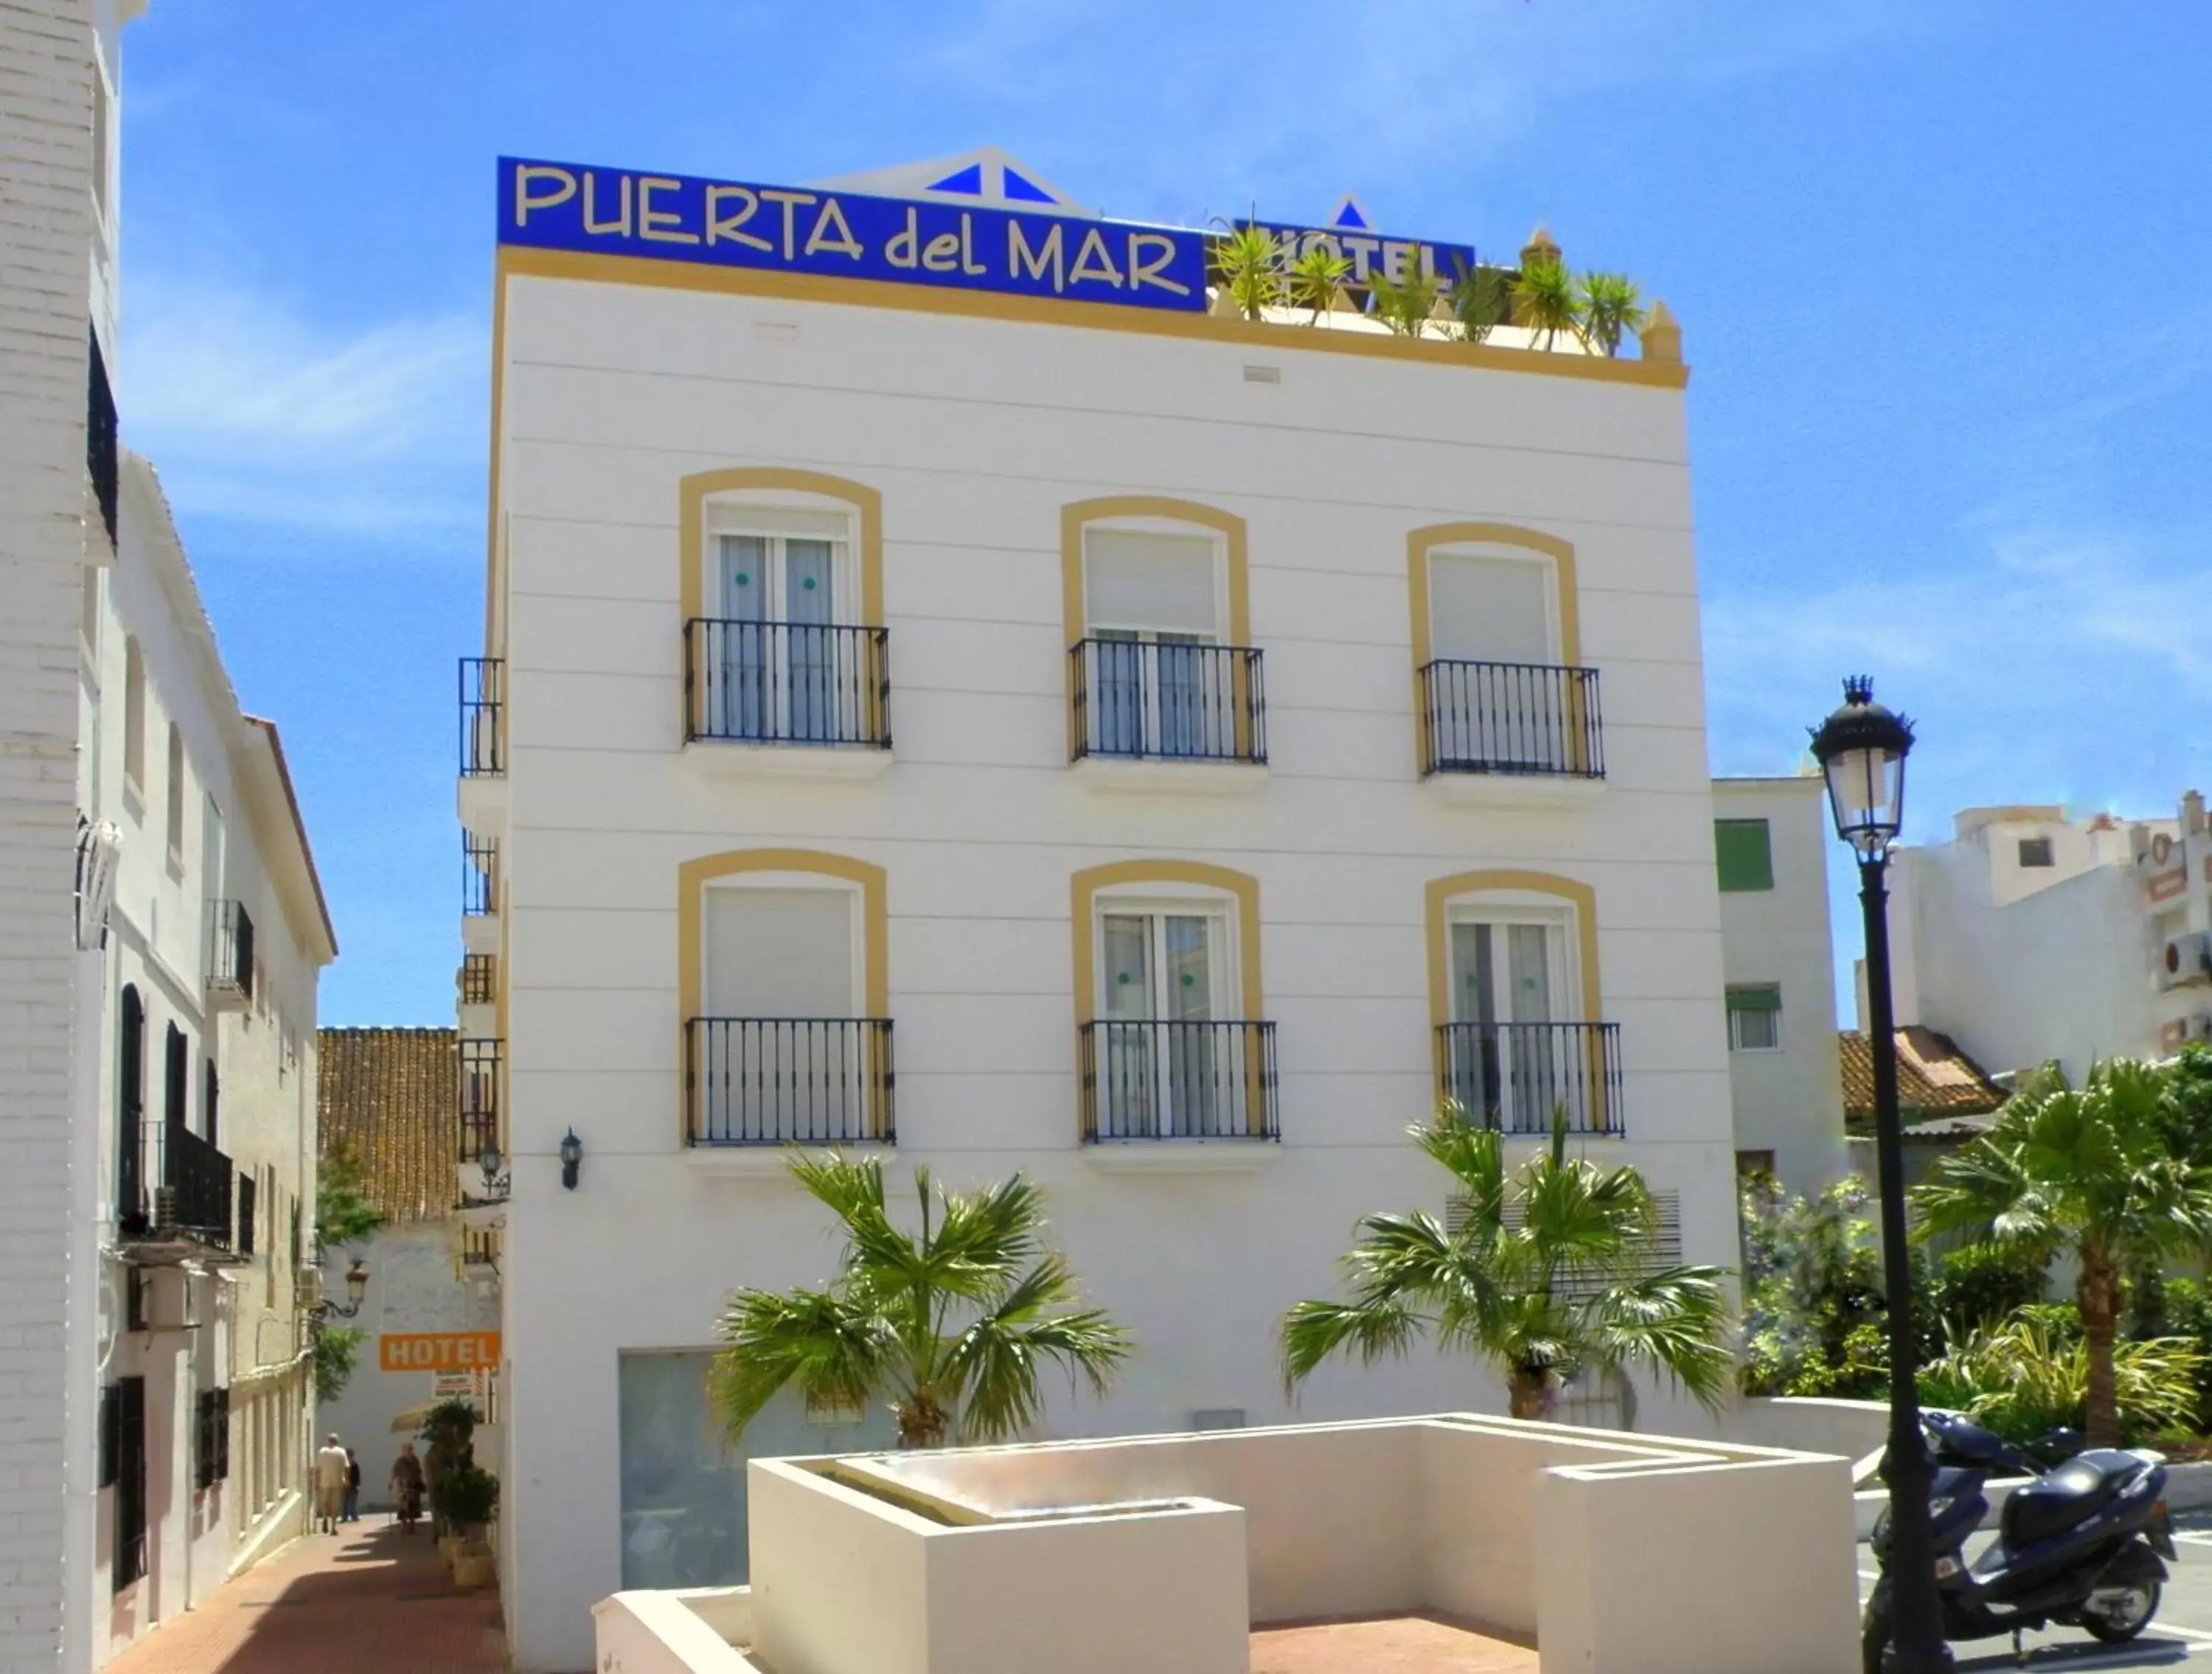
[596,1413,1858,1674]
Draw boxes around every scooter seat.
[2001,1451,2141,1548]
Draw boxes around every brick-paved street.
[104,1521,505,1674]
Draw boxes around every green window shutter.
[1715,819,1774,892]
[1725,984,1782,1013]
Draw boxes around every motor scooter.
[1862,1411,2175,1673]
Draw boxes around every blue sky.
[119,1,2212,1025]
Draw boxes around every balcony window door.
[1448,911,1573,1131]
[1097,903,1227,1136]
[1085,529,1222,758]
[1429,552,1565,771]
[714,515,851,743]
[699,883,869,1142]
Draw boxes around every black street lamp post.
[1808,676,1952,1674]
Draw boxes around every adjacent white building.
[2,3,338,1664]
[1874,798,2203,1083]
[1711,775,1846,1195]
[470,147,1736,1671]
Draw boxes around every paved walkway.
[104,1519,505,1674]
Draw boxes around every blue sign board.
[497,157,1210,313]
[496,156,1481,316]
[1249,218,1478,288]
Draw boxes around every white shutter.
[1085,530,1218,635]
[1430,554,1554,664]
[703,888,856,1017]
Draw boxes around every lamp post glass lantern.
[1809,676,1950,1673]
[344,1258,369,1312]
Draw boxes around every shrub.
[1738,1175,1888,1395]
[1919,1316,2203,1444]
[1930,1244,2046,1340]
[433,1464,499,1530]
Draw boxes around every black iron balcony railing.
[459,1038,501,1164]
[1079,1019,1279,1142]
[458,954,495,1006]
[684,619,891,749]
[206,900,254,1004]
[459,657,505,777]
[462,837,498,917]
[686,1018,894,1146]
[1436,1021,1623,1136]
[1418,660,1604,779]
[122,1122,235,1247]
[1069,639,1267,765]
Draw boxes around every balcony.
[88,324,118,547]
[1435,1021,1623,1136]
[683,619,892,779]
[1418,660,1604,807]
[205,900,255,1010]
[457,656,507,836]
[457,954,496,1036]
[119,1121,240,1262]
[1068,639,1267,793]
[686,1018,895,1156]
[459,1037,501,1165]
[1079,1019,1279,1164]
[461,836,498,956]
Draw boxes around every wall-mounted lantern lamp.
[476,1142,509,1201]
[560,1128,583,1191]
[313,1257,369,1321]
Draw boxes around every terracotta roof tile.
[1838,1027,2008,1130]
[318,1027,458,1225]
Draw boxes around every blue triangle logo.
[1330,199,1370,231]
[1001,167,1056,204]
[925,164,985,195]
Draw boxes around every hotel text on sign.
[380,1331,501,1373]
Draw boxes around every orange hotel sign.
[379,1331,501,1373]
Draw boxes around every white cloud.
[122,281,481,542]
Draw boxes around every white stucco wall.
[488,256,1736,1670]
[1887,827,2159,1084]
[1713,777,1846,1194]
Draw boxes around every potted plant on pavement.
[437,1465,501,1588]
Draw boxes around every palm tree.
[1281,1111,1731,1418]
[1576,271,1647,358]
[1367,257,1441,338]
[1287,242,1352,324]
[709,1155,1131,1449]
[1511,255,1584,351]
[1914,1057,2212,1446]
[1448,265,1511,345]
[1210,223,1284,322]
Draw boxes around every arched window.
[117,985,144,1227]
[677,850,891,1146]
[1069,861,1275,1141]
[1425,871,1618,1135]
[678,469,887,749]
[1061,499,1263,765]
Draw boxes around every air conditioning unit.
[139,1268,204,1332]
[2161,932,2212,990]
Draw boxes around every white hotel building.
[468,149,1734,1671]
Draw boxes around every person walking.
[389,1442,425,1533]
[343,1448,362,1522]
[313,1433,350,1535]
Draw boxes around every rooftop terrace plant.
[1366,255,1441,338]
[1209,223,1284,322]
[1287,240,1352,324]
